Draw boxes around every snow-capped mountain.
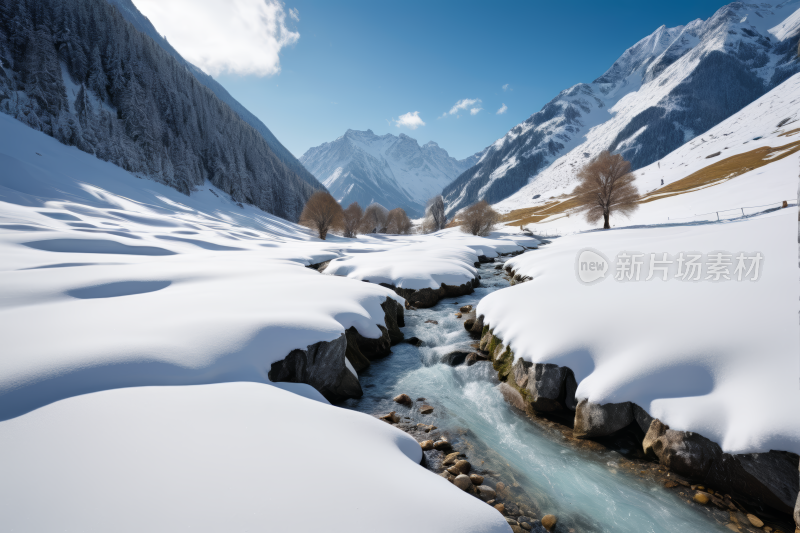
[301,130,481,216]
[444,1,800,215]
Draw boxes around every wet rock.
[440,471,455,482]
[495,264,503,270]
[420,440,433,451]
[447,465,461,476]
[454,474,472,491]
[470,474,484,485]
[519,520,532,531]
[541,514,557,531]
[424,320,439,325]
[433,440,452,451]
[494,503,506,514]
[746,514,764,528]
[573,399,633,438]
[389,278,479,308]
[405,336,423,346]
[443,452,463,465]
[632,403,654,434]
[420,404,434,414]
[465,352,489,366]
[694,492,710,505]
[379,411,400,424]
[393,393,413,407]
[268,334,362,403]
[499,382,529,412]
[516,361,569,412]
[440,351,470,366]
[505,517,519,526]
[455,312,463,318]
[476,485,496,500]
[564,370,578,411]
[468,314,485,338]
[454,460,471,474]
[460,305,473,313]
[416,397,426,401]
[464,318,475,331]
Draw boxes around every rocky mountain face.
[443,1,800,214]
[301,129,481,217]
[105,0,324,190]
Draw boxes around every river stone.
[470,474,484,485]
[476,485,496,500]
[541,514,557,531]
[527,363,569,412]
[424,320,439,325]
[694,492,710,504]
[468,314,485,338]
[268,333,363,403]
[499,382,529,412]
[447,465,461,476]
[464,318,475,331]
[393,393,413,407]
[379,411,400,424]
[440,471,455,482]
[494,503,506,514]
[573,398,633,438]
[406,336,423,346]
[433,439,452,451]
[505,517,518,526]
[632,403,654,433]
[519,520,532,531]
[420,440,433,451]
[440,351,469,366]
[420,404,434,414]
[746,514,764,528]
[454,474,472,491]
[460,305,473,313]
[443,452,463,465]
[454,460,471,474]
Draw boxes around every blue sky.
[136,0,730,160]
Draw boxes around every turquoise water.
[344,264,730,533]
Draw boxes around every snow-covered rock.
[301,129,481,216]
[445,0,800,215]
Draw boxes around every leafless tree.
[422,195,447,233]
[298,191,344,240]
[572,151,640,229]
[341,202,363,238]
[459,200,499,236]
[385,208,413,234]
[360,203,389,233]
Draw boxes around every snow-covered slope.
[499,71,800,233]
[444,1,800,215]
[0,112,513,532]
[301,129,481,216]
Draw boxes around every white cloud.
[502,84,509,91]
[470,107,482,115]
[448,98,481,115]
[395,111,425,130]
[288,7,300,21]
[496,103,508,114]
[131,0,300,77]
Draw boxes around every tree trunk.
[603,211,610,229]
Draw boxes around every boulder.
[405,336,423,346]
[393,393,413,407]
[268,334,362,403]
[465,352,489,366]
[573,399,633,438]
[463,318,475,331]
[541,514,557,531]
[468,315,485,338]
[440,351,469,366]
[454,474,472,491]
[632,403,654,434]
[564,370,578,411]
[470,474,484,485]
[420,404,434,414]
[499,382,529,412]
[476,485,496,500]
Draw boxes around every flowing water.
[343,262,731,533]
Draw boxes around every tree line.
[0,0,320,221]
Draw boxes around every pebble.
[406,336,423,346]
[476,485,496,500]
[459,304,473,312]
[378,411,400,424]
[505,517,519,526]
[416,397,426,401]
[453,474,472,491]
[487,499,496,505]
[420,405,434,414]
[470,474,484,485]
[419,440,433,450]
[519,521,532,531]
[393,393,412,406]
[664,481,679,488]
[446,465,461,476]
[746,514,764,528]
[454,459,471,474]
[494,503,506,514]
[541,514,558,531]
[693,492,710,505]
[433,440,452,451]
[442,452,462,465]
[455,312,462,318]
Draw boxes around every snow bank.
[478,210,800,455]
[0,113,510,532]
[0,382,508,533]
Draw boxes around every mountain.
[443,1,800,215]
[0,0,320,222]
[301,129,481,217]
[104,0,323,190]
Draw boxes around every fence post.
[741,208,744,217]
[716,212,719,221]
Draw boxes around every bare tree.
[572,151,640,229]
[341,202,363,238]
[385,208,413,234]
[459,200,499,236]
[298,191,344,240]
[422,195,447,233]
[360,203,389,234]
